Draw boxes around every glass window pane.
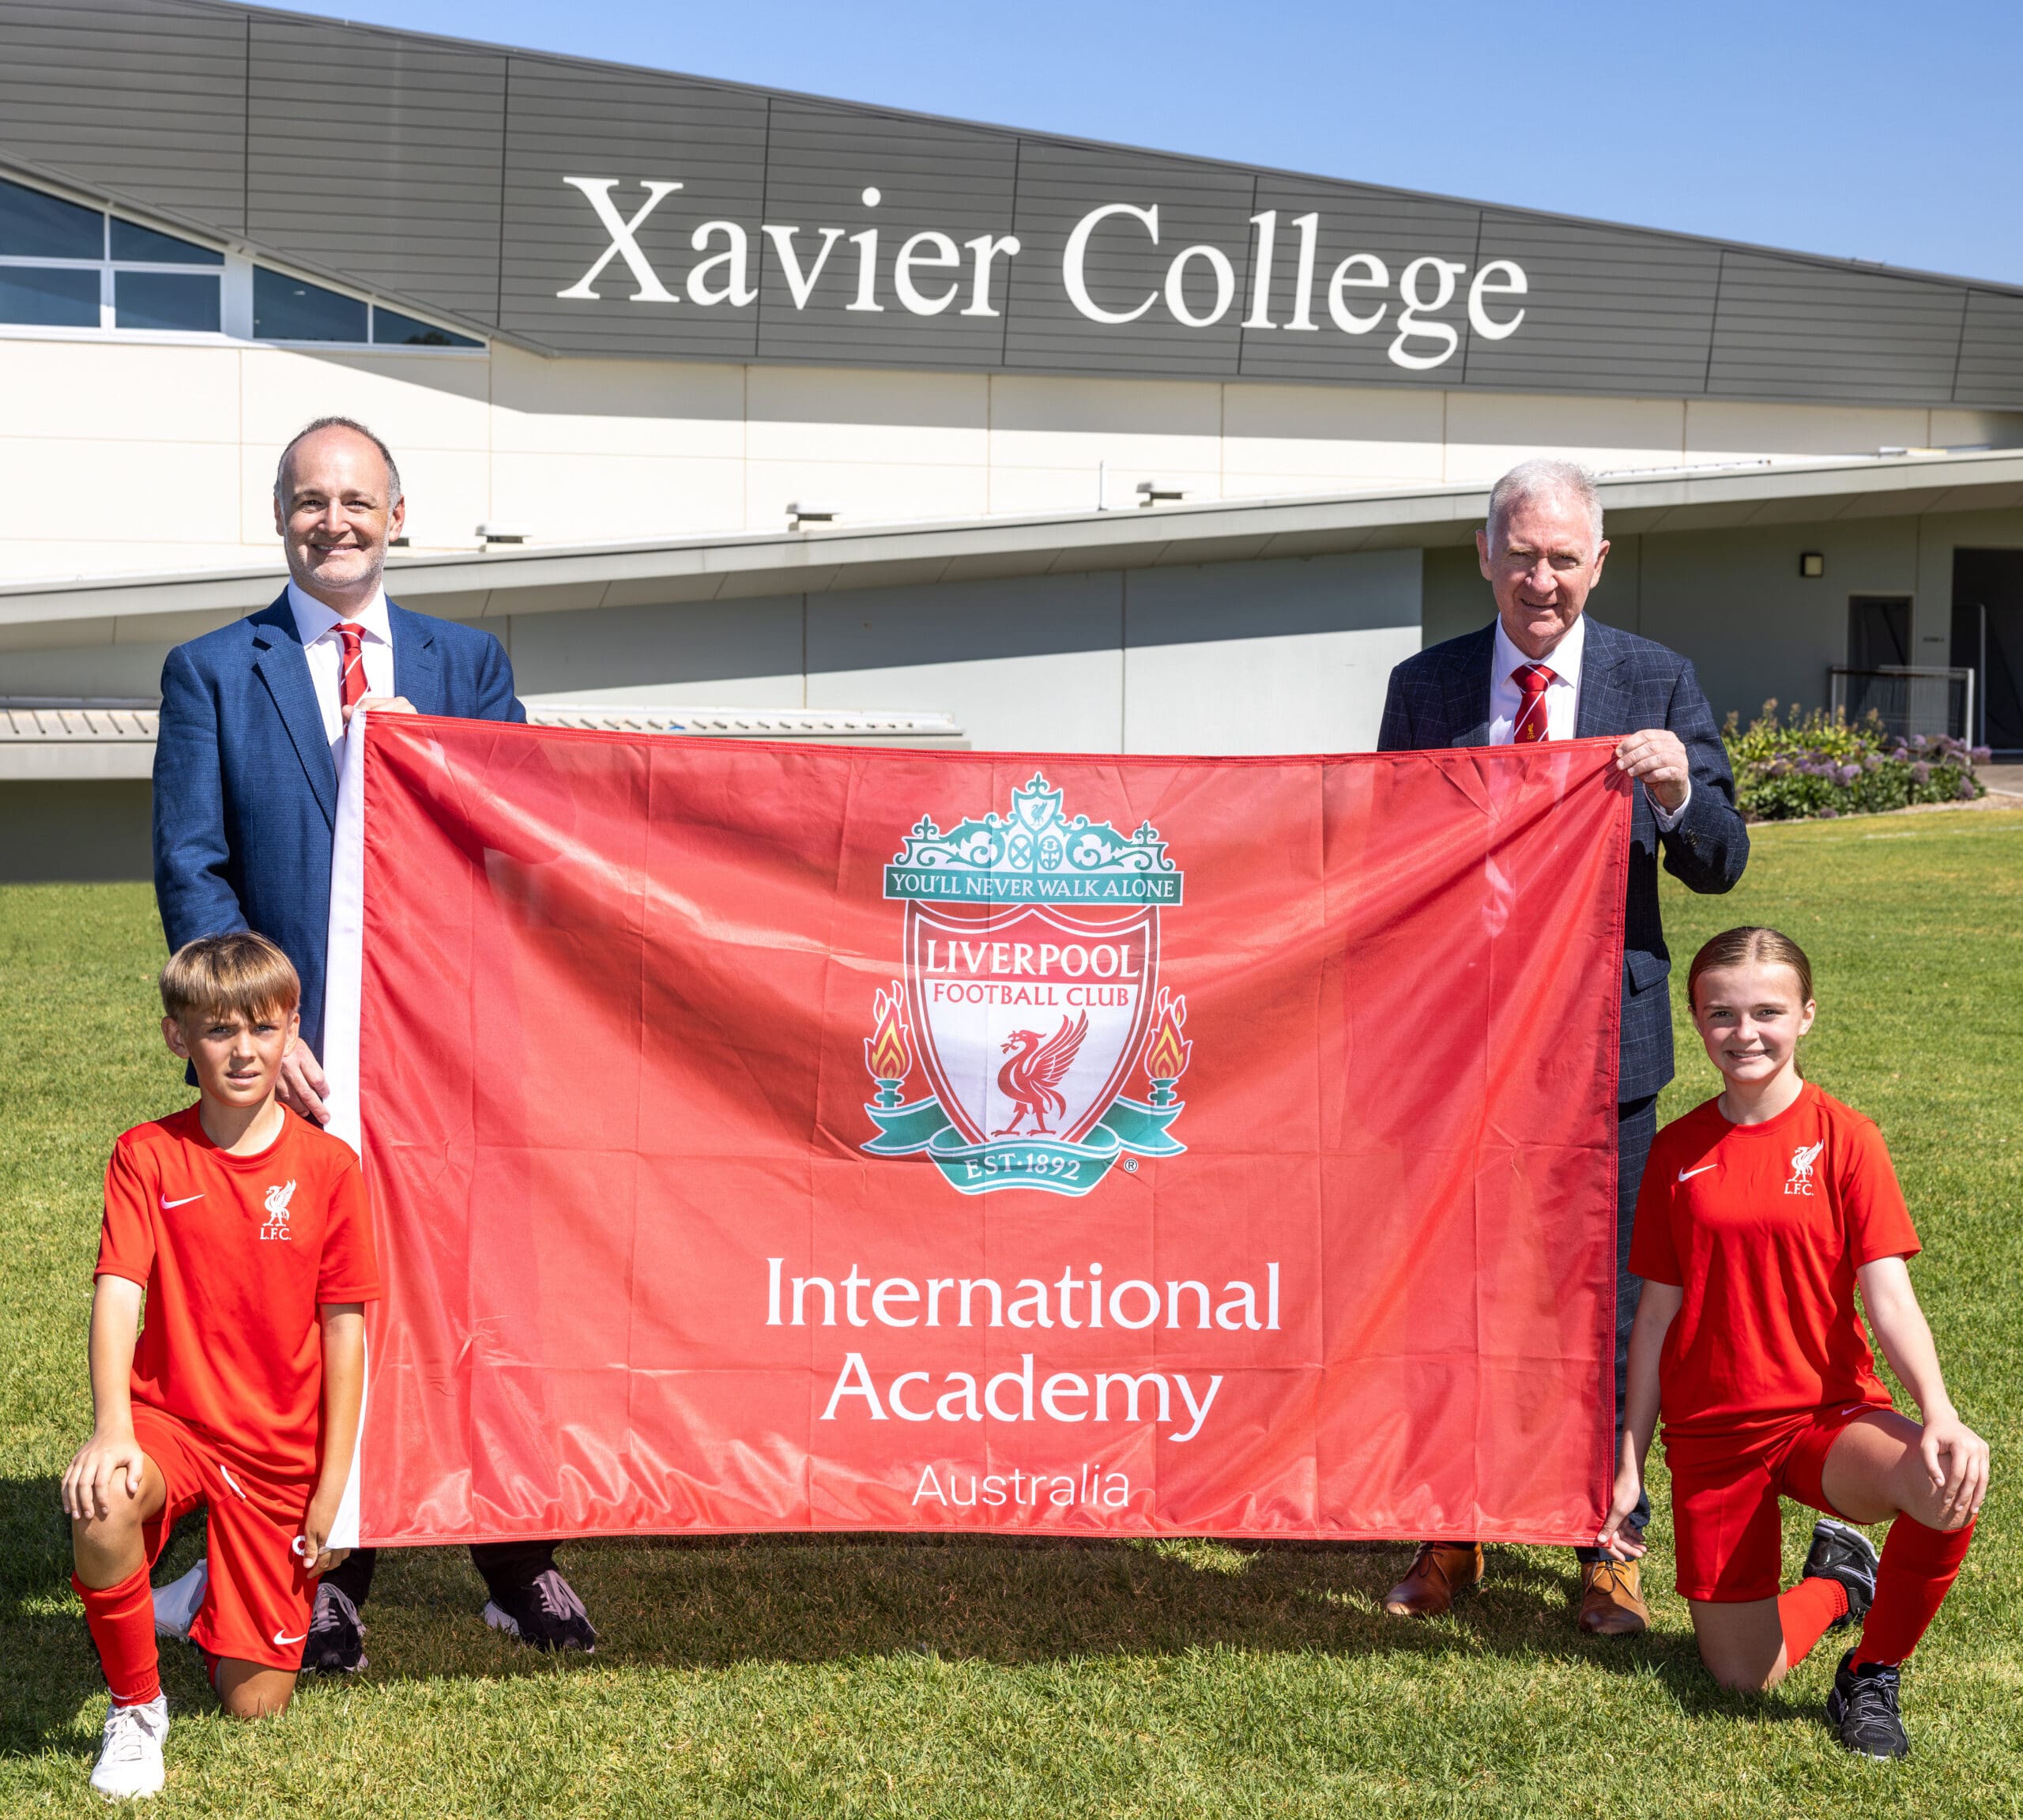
[115,270,221,332]
[254,266,366,341]
[0,266,100,326]
[0,177,102,259]
[111,217,223,266]
[371,305,480,349]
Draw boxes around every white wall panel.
[237,346,491,450]
[1123,549,1422,754]
[1443,391,1686,484]
[0,339,239,443]
[490,346,745,458]
[1221,383,1445,481]
[490,451,746,542]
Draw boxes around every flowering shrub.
[1722,703,1987,822]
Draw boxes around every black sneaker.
[1803,1518,1880,1628]
[301,1581,368,1674]
[482,1567,597,1653]
[1827,1649,1909,1760]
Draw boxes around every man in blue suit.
[152,416,597,1667]
[1375,458,1750,1635]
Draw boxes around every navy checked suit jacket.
[153,591,524,1060]
[1377,617,1748,1100]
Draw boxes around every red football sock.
[1853,1514,1975,1667]
[1776,1573,1848,1667]
[73,1564,160,1707]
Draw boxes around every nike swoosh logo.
[274,1629,307,1646]
[1677,1164,1718,1181]
[161,1193,204,1208]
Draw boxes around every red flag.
[326,719,1628,1545]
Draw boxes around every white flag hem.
[322,707,370,1551]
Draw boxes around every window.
[254,266,367,342]
[0,266,98,327]
[371,304,480,349]
[0,175,483,349]
[0,175,222,331]
[251,269,481,348]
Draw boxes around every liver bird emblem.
[992,1011,1087,1136]
[1790,1140,1825,1183]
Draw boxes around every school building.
[4,0,2022,880]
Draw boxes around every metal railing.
[1826,666,1974,742]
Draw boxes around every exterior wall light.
[1136,480,1189,507]
[477,524,527,545]
[1799,552,1825,578]
[789,502,841,529]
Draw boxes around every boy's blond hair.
[159,932,301,1025]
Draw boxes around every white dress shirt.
[1489,612,1586,744]
[288,581,394,765]
[1488,612,1688,827]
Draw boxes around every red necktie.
[1511,662,1556,743]
[338,624,367,721]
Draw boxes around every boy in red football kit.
[61,933,378,1799]
[1599,926,1988,1760]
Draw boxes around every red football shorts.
[131,1404,319,1671]
[1662,1401,1885,1602]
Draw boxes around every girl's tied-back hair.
[1686,925,1814,1015]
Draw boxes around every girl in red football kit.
[1598,925,1988,1761]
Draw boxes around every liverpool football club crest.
[861,773,1193,1196]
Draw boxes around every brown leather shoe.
[1382,1542,1485,1618]
[1577,1557,1651,1636]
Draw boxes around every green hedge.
[1723,702,1987,822]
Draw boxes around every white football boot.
[151,1559,207,1641]
[89,1694,168,1800]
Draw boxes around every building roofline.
[7,448,2023,642]
[190,0,2022,300]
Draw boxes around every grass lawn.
[2,807,2019,1817]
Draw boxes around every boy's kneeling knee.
[215,1663,296,1720]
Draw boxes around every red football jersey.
[1629,1082,1919,1437]
[96,1105,380,1482]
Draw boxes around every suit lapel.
[388,601,443,715]
[1575,619,1633,740]
[1444,624,1497,747]
[248,593,337,828]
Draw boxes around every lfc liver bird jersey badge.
[861,772,1192,1196]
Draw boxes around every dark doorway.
[1952,550,2023,754]
[1847,596,1912,670]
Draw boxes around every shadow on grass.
[2,1478,1827,1759]
[0,1475,212,1762]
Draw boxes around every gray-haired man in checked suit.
[1377,458,1750,1635]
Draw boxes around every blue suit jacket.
[1377,617,1748,1100]
[153,591,524,1059]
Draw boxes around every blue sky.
[322,0,2021,284]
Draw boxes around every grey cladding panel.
[1953,292,2023,409]
[1236,179,1480,386]
[1463,213,1720,396]
[753,102,1018,369]
[498,56,767,358]
[1002,140,1254,378]
[246,17,504,322]
[1707,254,1966,404]
[0,0,246,230]
[2,0,2021,407]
